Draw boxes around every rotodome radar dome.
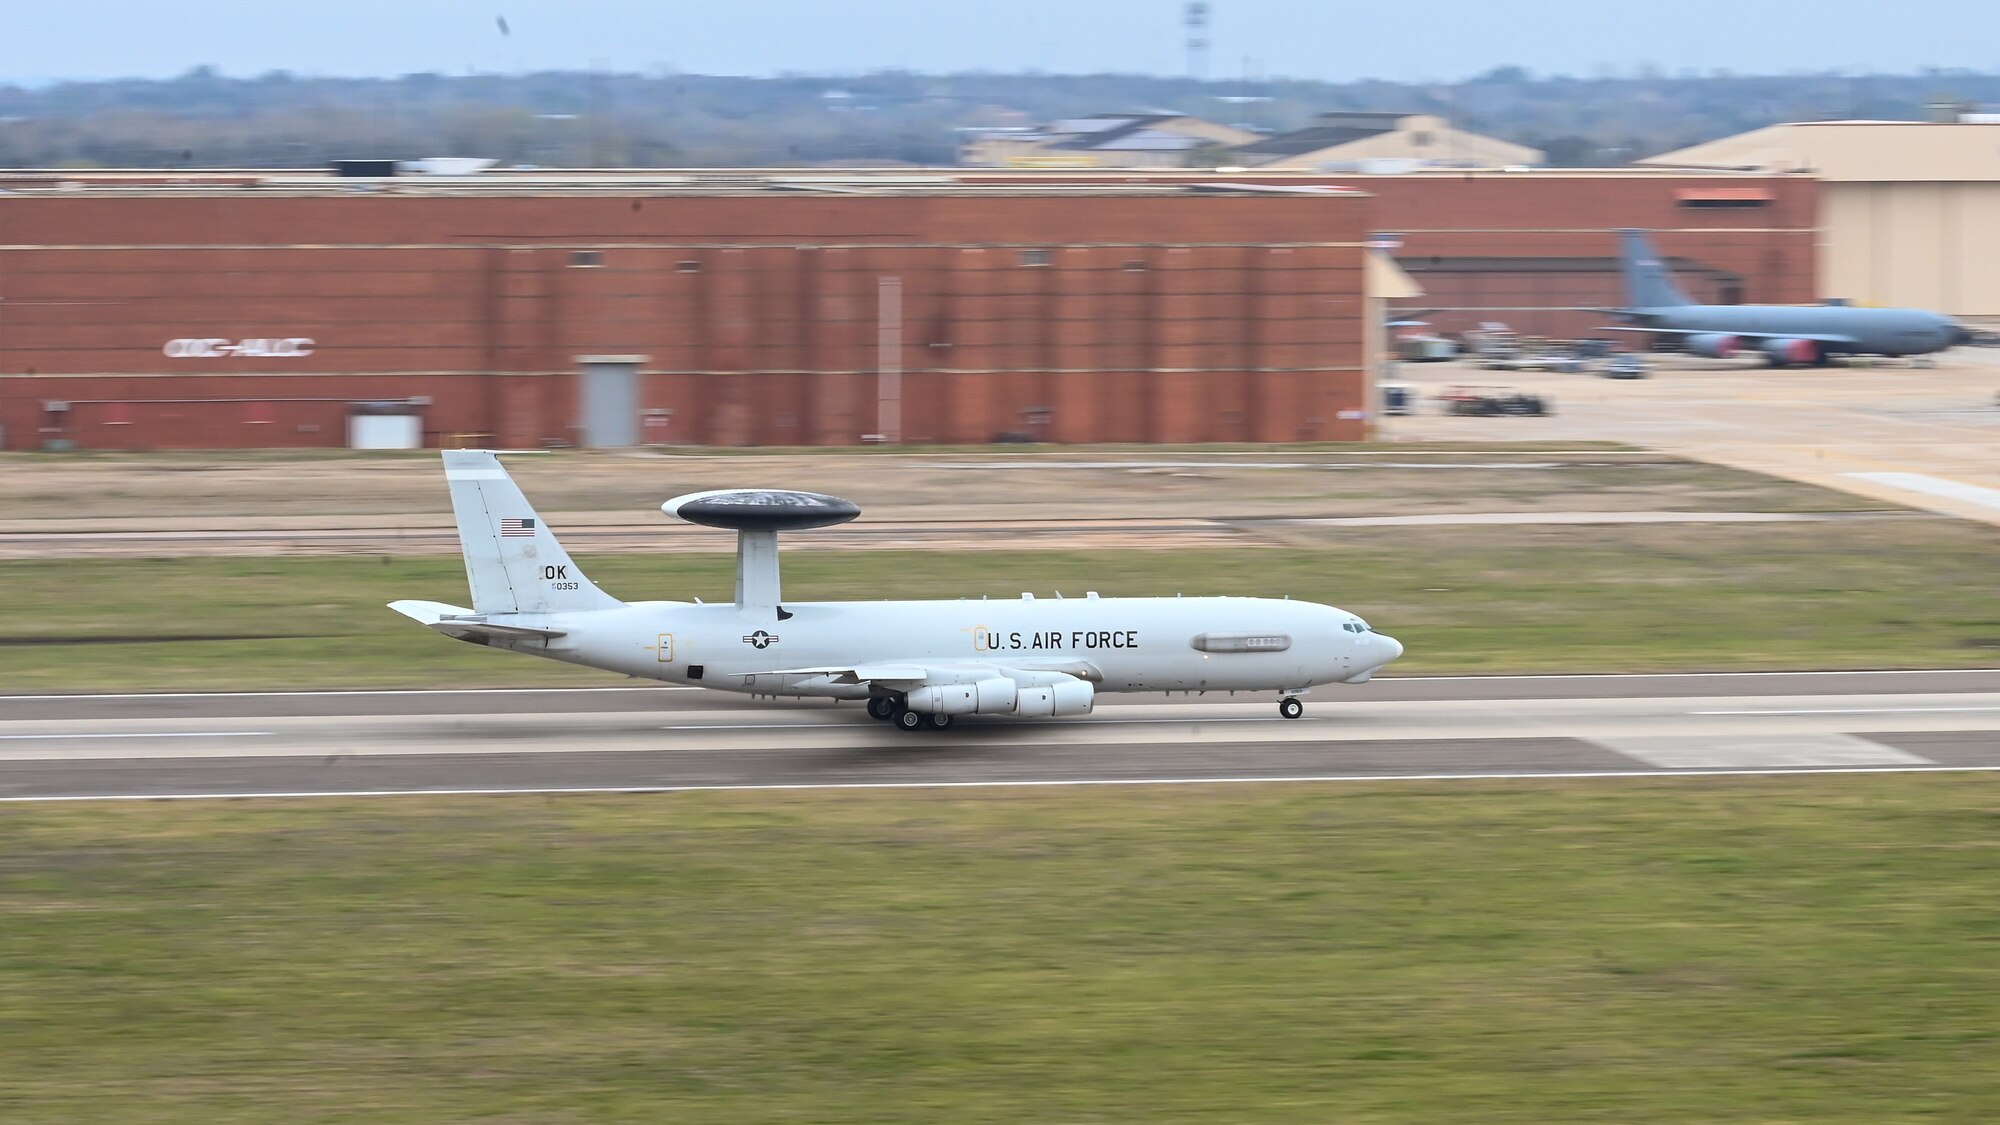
[661,489,862,532]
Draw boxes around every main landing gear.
[873,696,954,732]
[1278,696,1304,720]
[891,707,952,732]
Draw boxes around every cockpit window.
[1342,621,1372,633]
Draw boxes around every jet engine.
[1760,337,1820,365]
[907,677,1020,716]
[1014,678,1094,718]
[1684,333,1740,358]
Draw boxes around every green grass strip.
[3,778,1999,1122]
[4,522,2000,691]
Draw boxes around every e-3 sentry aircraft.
[390,451,1403,732]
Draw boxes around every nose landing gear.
[1278,697,1304,720]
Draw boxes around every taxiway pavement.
[1385,356,2000,524]
[4,671,1999,801]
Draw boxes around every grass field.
[3,520,1999,690]
[0,445,1872,522]
[4,777,2000,1122]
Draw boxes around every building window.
[1123,259,1149,272]
[1018,248,1051,267]
[676,259,703,273]
[569,250,603,267]
[1676,189,1773,209]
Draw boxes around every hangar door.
[577,356,643,447]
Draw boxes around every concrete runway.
[5,670,2000,801]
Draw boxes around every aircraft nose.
[1374,633,1404,664]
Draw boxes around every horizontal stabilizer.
[387,599,568,641]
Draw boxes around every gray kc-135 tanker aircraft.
[390,451,1403,731]
[1601,229,1969,366]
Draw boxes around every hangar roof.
[1641,121,2000,181]
[0,170,1369,198]
[1232,125,1396,158]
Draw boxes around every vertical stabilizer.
[1617,229,1693,309]
[441,450,623,614]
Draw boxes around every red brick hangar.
[0,177,1377,449]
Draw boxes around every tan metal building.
[958,114,1260,169]
[1231,113,1544,172]
[1642,121,2000,317]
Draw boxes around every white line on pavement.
[6,764,1999,803]
[0,686,700,701]
[659,717,1292,732]
[0,731,274,741]
[1691,706,2000,716]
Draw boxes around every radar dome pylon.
[661,489,862,617]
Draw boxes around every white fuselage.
[501,595,1400,700]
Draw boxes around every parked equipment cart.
[1439,385,1553,417]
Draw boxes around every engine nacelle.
[1761,337,1820,365]
[1014,678,1094,718]
[972,677,1018,714]
[905,683,976,715]
[1684,332,1740,358]
[906,677,1021,716]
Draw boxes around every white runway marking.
[0,686,699,701]
[657,716,1292,732]
[1692,706,2000,716]
[1406,669,2000,682]
[1595,733,1931,770]
[5,764,1998,803]
[1297,511,1825,527]
[0,731,273,741]
[1845,471,2000,512]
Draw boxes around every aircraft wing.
[756,663,936,687]
[750,659,1101,688]
[1597,326,1861,345]
[387,599,569,641]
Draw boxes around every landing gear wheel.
[867,697,897,721]
[926,712,954,731]
[1278,697,1304,720]
[894,707,925,732]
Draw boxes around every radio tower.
[1184,2,1210,81]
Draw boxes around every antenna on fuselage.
[661,489,862,619]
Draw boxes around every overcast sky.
[6,0,1993,84]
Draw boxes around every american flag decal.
[500,518,537,537]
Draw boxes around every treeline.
[2,66,1997,169]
